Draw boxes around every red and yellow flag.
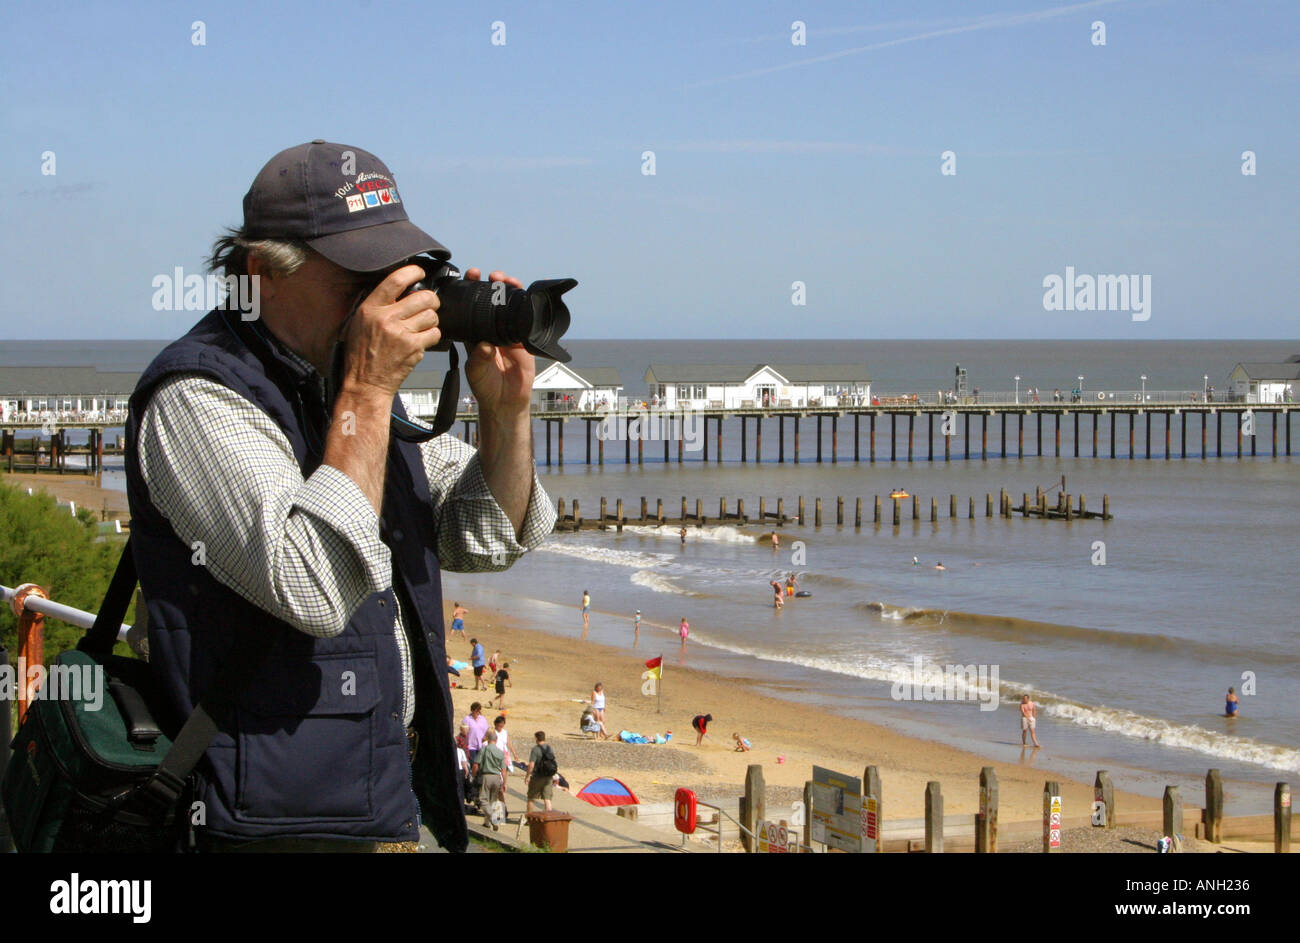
[644,655,663,679]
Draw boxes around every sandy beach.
[447,600,1163,827]
[1,471,130,520]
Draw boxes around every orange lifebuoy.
[674,787,698,834]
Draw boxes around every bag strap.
[79,539,268,814]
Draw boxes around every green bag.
[2,539,250,852]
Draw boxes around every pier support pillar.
[1109,411,1115,459]
[928,412,934,462]
[756,417,762,463]
[1001,412,1007,459]
[793,417,799,464]
[1129,413,1135,460]
[1146,411,1151,460]
[1054,413,1060,457]
[1073,412,1079,458]
[1037,412,1043,457]
[831,414,838,463]
[907,413,913,462]
[816,415,823,463]
[964,413,970,460]
[741,416,747,463]
[558,420,564,466]
[853,414,859,462]
[891,414,896,462]
[585,419,591,464]
[1181,412,1186,459]
[981,413,987,461]
[870,413,876,463]
[779,415,785,463]
[1018,412,1024,459]
[715,416,721,463]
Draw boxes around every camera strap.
[327,332,460,444]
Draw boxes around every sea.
[7,338,1298,812]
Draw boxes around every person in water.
[912,556,920,566]
[934,562,946,571]
[679,526,687,546]
[1225,686,1240,717]
[1019,694,1041,748]
[785,572,800,596]
[771,532,779,551]
[770,580,784,609]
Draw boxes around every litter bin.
[526,811,573,852]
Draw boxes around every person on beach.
[471,730,507,830]
[591,682,607,727]
[680,526,687,546]
[1019,694,1041,747]
[580,707,609,740]
[493,662,511,710]
[122,141,556,852]
[679,617,690,644]
[455,737,472,809]
[732,732,751,752]
[1225,686,1240,717]
[526,731,558,813]
[634,610,642,641]
[770,580,784,609]
[450,602,468,640]
[771,532,779,551]
[785,572,800,596]
[465,702,490,761]
[492,714,514,813]
[581,590,591,632]
[471,638,488,690]
[691,713,712,746]
[488,648,501,682]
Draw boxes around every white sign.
[758,820,790,854]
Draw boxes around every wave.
[537,543,673,569]
[672,634,1300,773]
[854,601,1298,666]
[621,523,757,544]
[631,570,699,596]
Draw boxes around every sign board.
[1045,795,1062,848]
[810,766,863,853]
[758,820,790,854]
[860,795,879,853]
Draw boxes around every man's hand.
[459,268,537,540]
[461,268,534,418]
[324,264,440,515]
[338,264,442,400]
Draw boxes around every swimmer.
[785,572,800,596]
[771,532,779,551]
[934,562,946,571]
[680,526,687,546]
[1225,686,1239,717]
[912,556,919,566]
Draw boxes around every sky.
[1,0,1297,340]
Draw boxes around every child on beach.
[691,713,712,746]
[493,662,511,709]
[634,610,642,639]
[679,617,690,644]
[732,732,751,752]
[488,649,501,682]
[581,590,591,633]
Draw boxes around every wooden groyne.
[550,486,1111,533]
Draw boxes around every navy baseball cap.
[242,140,449,272]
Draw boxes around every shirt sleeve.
[137,374,391,638]
[419,433,555,573]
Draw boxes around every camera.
[400,256,575,363]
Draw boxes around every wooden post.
[573,500,581,527]
[1163,786,1183,847]
[892,497,900,526]
[1043,781,1061,853]
[803,780,815,852]
[863,766,882,854]
[1040,494,1048,517]
[776,497,784,522]
[836,496,843,526]
[656,499,663,523]
[911,495,918,521]
[985,494,992,518]
[1095,771,1115,829]
[615,499,624,527]
[758,497,765,520]
[600,497,607,522]
[950,494,957,518]
[924,781,943,853]
[930,497,937,522]
[874,495,881,524]
[680,496,687,521]
[968,496,974,519]
[1065,495,1073,521]
[1103,495,1110,519]
[742,765,765,853]
[737,498,745,522]
[1023,493,1030,518]
[695,499,703,523]
[1204,769,1223,843]
[1276,783,1292,854]
[814,498,822,527]
[641,497,648,521]
[719,497,726,520]
[855,497,862,528]
[557,497,566,520]
[798,496,805,525]
[976,767,998,854]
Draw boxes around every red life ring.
[674,787,698,834]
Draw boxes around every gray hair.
[207,226,311,278]
[485,730,498,743]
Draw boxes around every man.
[1019,694,1041,748]
[125,141,556,852]
[450,602,468,640]
[525,731,557,813]
[464,702,490,762]
[471,730,507,830]
[470,637,487,690]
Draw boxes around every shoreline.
[1,471,130,520]
[446,600,1164,825]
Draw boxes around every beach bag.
[1,540,255,853]
[533,745,557,779]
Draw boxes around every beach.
[446,599,1164,827]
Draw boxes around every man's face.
[274,253,371,336]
